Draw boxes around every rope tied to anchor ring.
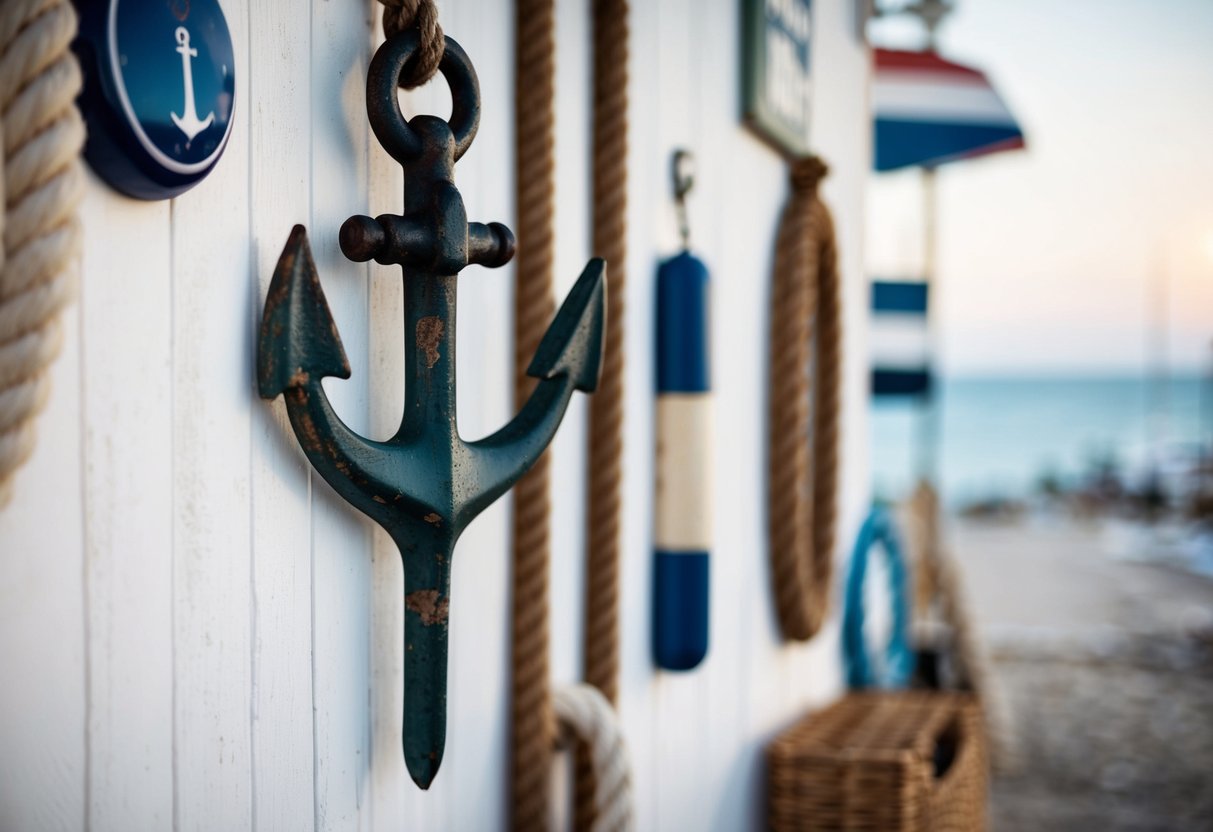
[376,0,444,88]
[0,0,85,508]
[768,155,843,642]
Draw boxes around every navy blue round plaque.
[73,0,236,200]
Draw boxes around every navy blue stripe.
[871,280,928,314]
[656,252,711,393]
[653,550,709,671]
[872,368,932,397]
[874,119,1024,172]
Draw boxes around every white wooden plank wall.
[0,0,871,829]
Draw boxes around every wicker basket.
[767,692,987,831]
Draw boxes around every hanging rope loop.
[767,153,843,642]
[554,685,635,832]
[789,154,829,194]
[377,0,444,89]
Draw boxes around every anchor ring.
[367,32,481,163]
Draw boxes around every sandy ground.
[949,517,1213,832]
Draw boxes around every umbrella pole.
[916,165,941,489]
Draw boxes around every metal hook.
[671,148,695,250]
[257,29,606,791]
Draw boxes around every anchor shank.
[397,521,457,789]
[398,270,459,442]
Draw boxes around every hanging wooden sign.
[742,0,813,157]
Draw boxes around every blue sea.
[870,374,1211,508]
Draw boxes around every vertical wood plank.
[813,0,875,554]
[170,0,254,827]
[648,0,708,828]
[545,2,593,827]
[440,1,516,828]
[694,3,754,830]
[619,0,666,820]
[365,7,412,825]
[248,1,317,829]
[0,305,85,832]
[80,184,175,831]
[310,1,373,828]
[700,0,810,824]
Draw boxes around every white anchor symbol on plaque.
[170,26,214,142]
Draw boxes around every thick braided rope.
[375,0,443,88]
[908,481,940,615]
[509,0,557,827]
[554,685,634,832]
[578,0,629,828]
[585,0,628,719]
[908,483,979,688]
[767,157,842,641]
[0,0,84,509]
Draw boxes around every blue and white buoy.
[653,248,712,670]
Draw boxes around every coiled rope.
[767,156,842,641]
[0,0,84,509]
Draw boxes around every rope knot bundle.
[768,154,842,641]
[0,0,85,508]
[789,155,829,193]
[554,685,634,832]
[377,0,444,89]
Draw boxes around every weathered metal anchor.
[256,31,606,789]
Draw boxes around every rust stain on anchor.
[416,316,444,368]
[405,590,449,626]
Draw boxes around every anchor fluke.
[257,225,351,399]
[527,257,607,393]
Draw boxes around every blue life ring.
[842,507,914,688]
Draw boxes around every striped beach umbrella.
[873,48,1025,172]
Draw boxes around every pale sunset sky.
[866,0,1213,376]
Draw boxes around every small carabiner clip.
[671,148,695,250]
